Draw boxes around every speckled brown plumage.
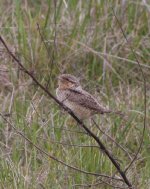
[56,74,114,120]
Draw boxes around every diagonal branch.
[0,36,132,188]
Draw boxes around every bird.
[56,74,122,120]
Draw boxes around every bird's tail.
[103,109,125,118]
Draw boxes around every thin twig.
[73,177,129,189]
[36,23,53,89]
[42,138,99,149]
[112,8,147,173]
[92,119,132,160]
[37,23,49,55]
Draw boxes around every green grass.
[0,0,150,188]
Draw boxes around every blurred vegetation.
[0,0,150,188]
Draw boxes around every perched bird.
[56,74,121,120]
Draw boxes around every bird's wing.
[64,88,110,114]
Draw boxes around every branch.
[0,36,132,188]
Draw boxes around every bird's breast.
[56,88,65,102]
[65,101,92,120]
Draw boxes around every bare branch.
[0,36,132,188]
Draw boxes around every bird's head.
[57,74,80,89]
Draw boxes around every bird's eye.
[65,78,74,83]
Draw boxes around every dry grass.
[0,0,150,188]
